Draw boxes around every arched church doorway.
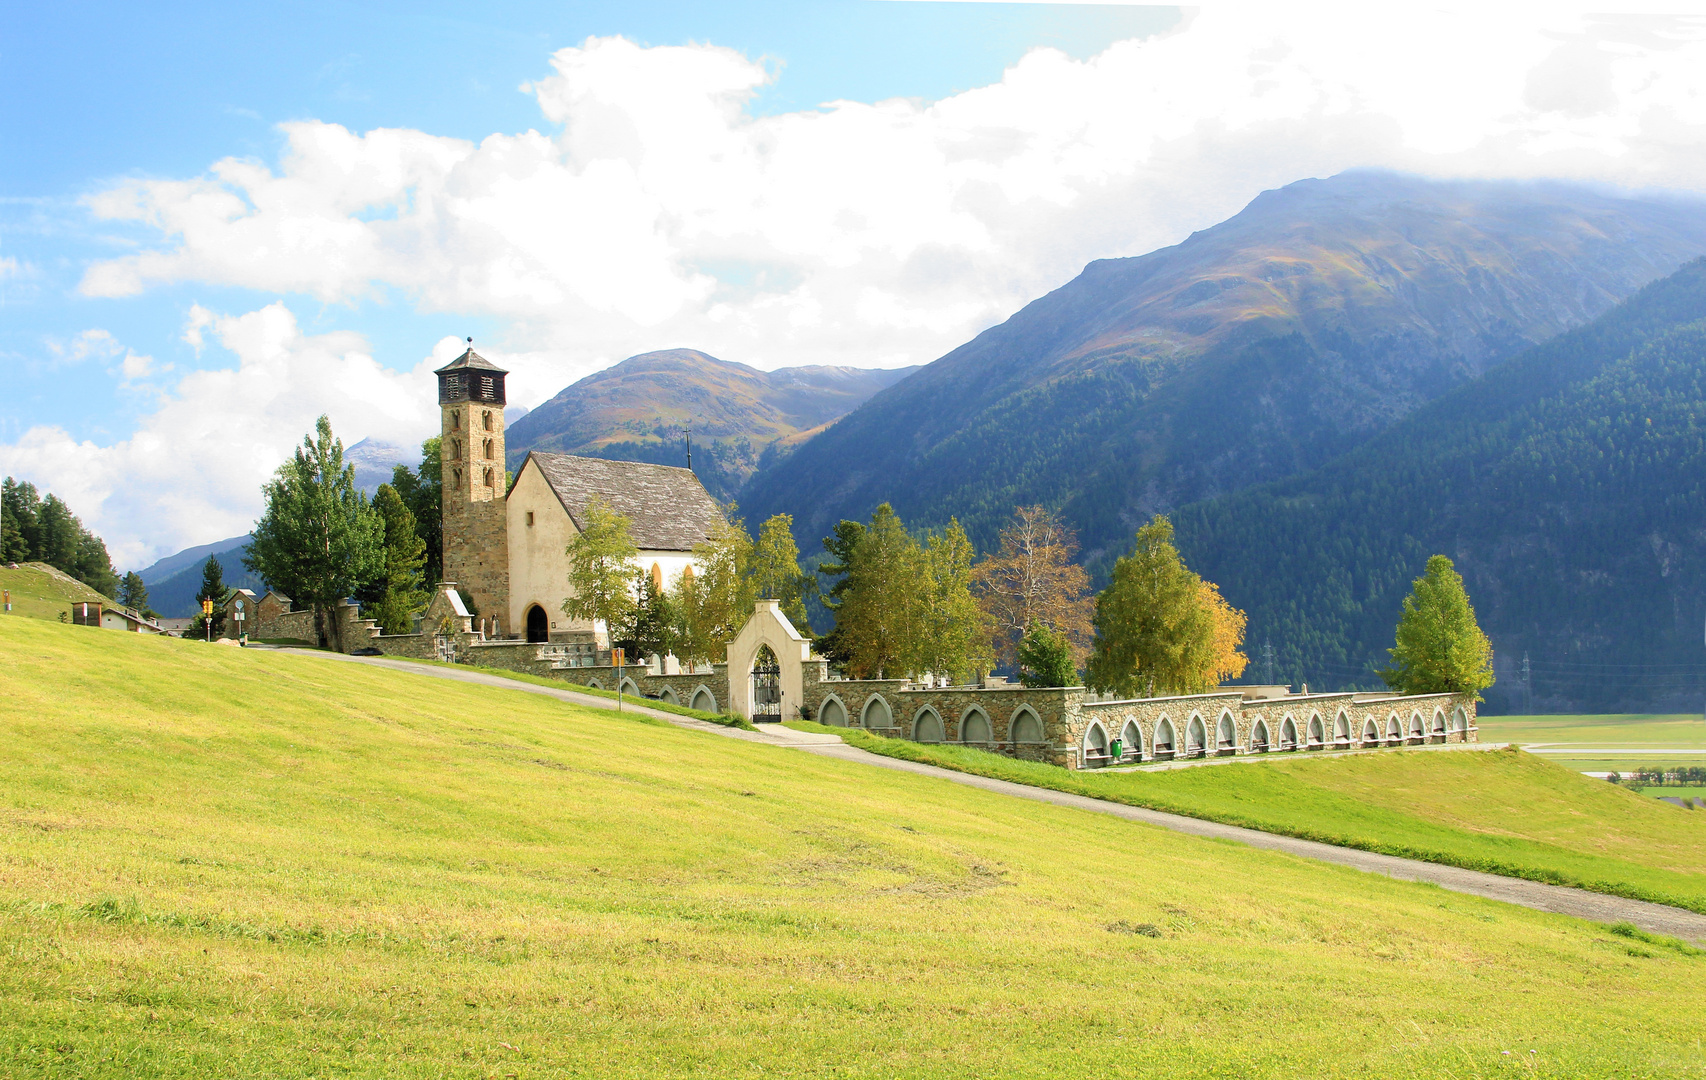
[751,644,782,721]
[525,604,548,643]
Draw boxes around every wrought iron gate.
[751,646,782,721]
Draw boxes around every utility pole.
[1261,639,1276,686]
[1522,651,1532,715]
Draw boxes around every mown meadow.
[2,616,1703,1078]
[786,722,1706,914]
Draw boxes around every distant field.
[1477,713,1706,775]
[789,722,1706,914]
[3,617,1704,1077]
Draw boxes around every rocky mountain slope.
[738,171,1706,562]
[506,349,917,502]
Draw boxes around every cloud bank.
[10,6,1706,565]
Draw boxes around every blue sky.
[2,2,1175,448]
[4,2,1705,567]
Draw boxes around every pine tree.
[360,483,430,635]
[119,571,156,618]
[191,555,227,639]
[389,437,443,588]
[1379,554,1495,699]
[561,495,639,649]
[813,519,867,667]
[246,416,386,651]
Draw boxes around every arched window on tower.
[483,468,494,489]
[452,411,461,430]
[452,469,462,489]
[483,411,493,431]
[483,439,493,459]
[451,439,462,460]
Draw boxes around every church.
[434,346,725,644]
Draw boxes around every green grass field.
[1477,713,1706,775]
[787,722,1706,914]
[0,562,110,622]
[3,616,1705,1078]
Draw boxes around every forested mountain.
[137,533,250,584]
[1173,259,1706,713]
[738,171,1706,563]
[506,349,917,503]
[146,543,264,618]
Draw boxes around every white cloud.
[78,11,1706,385]
[0,305,442,569]
[27,7,1706,562]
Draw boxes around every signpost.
[234,597,246,644]
[202,598,213,642]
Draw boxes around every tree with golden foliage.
[1200,580,1249,686]
[1087,515,1248,697]
[972,506,1094,665]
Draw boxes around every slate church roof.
[523,452,726,553]
[434,347,507,373]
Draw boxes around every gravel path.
[293,649,1706,945]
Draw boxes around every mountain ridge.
[737,171,1706,563]
[506,348,917,502]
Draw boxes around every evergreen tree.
[389,437,443,587]
[246,416,386,651]
[813,519,866,667]
[1087,516,1244,697]
[1379,554,1495,699]
[191,555,227,639]
[118,571,156,618]
[561,496,639,648]
[0,477,118,596]
[358,483,429,635]
[1017,624,1077,687]
[750,512,813,630]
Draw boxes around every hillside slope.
[740,171,1706,558]
[3,616,1701,1076]
[1173,259,1706,712]
[507,349,916,502]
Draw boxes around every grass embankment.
[788,721,1706,915]
[3,616,1704,1078]
[382,655,756,729]
[0,561,110,622]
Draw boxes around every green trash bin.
[1109,739,1123,760]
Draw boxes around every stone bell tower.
[436,345,510,628]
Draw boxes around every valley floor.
[3,618,1704,1078]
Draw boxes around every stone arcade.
[258,347,1478,770]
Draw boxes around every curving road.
[293,649,1706,946]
